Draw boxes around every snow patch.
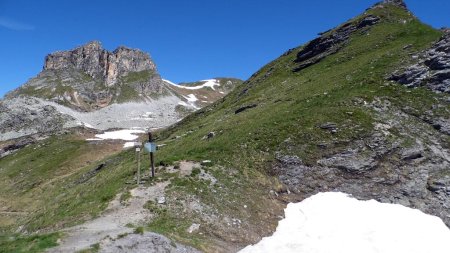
[170,79,221,90]
[123,142,136,148]
[178,100,199,110]
[239,192,450,253]
[184,94,198,102]
[162,79,177,86]
[178,101,190,107]
[90,129,145,141]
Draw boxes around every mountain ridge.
[0,42,243,141]
[6,41,164,111]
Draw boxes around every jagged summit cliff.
[44,41,158,87]
[7,41,164,111]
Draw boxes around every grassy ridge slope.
[155,4,443,167]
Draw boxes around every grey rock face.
[390,32,450,93]
[0,97,74,141]
[293,15,380,72]
[44,41,157,87]
[7,41,164,111]
[99,232,200,253]
[317,133,398,173]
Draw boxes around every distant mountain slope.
[164,78,242,109]
[0,42,242,141]
[6,41,164,111]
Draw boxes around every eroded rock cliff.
[8,41,164,111]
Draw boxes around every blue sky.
[1,0,449,98]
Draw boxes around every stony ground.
[46,162,201,253]
[0,96,182,141]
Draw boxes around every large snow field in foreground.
[239,192,450,253]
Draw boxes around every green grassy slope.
[154,4,443,166]
[0,134,134,234]
[139,3,448,249]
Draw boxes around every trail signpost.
[144,142,157,152]
[135,142,142,185]
[146,132,156,178]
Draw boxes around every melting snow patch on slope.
[178,101,190,107]
[87,129,145,141]
[178,101,199,110]
[162,79,177,86]
[184,94,198,102]
[167,79,221,90]
[123,142,137,148]
[239,192,450,253]
[199,79,220,90]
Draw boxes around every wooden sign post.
[136,145,141,185]
[148,132,155,178]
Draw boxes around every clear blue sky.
[1,0,449,98]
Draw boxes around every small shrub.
[134,226,144,235]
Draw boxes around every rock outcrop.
[7,41,164,111]
[293,15,380,72]
[44,41,158,87]
[0,97,74,141]
[390,31,450,93]
[372,0,408,10]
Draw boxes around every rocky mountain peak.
[81,40,102,50]
[43,41,157,87]
[372,0,408,10]
[8,41,164,111]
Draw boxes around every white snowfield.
[239,192,450,253]
[87,129,145,141]
[164,79,221,90]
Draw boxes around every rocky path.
[47,182,170,252]
[47,161,202,253]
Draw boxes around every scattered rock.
[401,147,424,160]
[235,104,257,114]
[187,223,200,234]
[75,163,106,184]
[403,44,413,50]
[201,160,212,165]
[319,122,338,132]
[157,196,166,205]
[202,132,216,140]
[99,232,200,253]
[427,175,450,195]
[0,138,35,155]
